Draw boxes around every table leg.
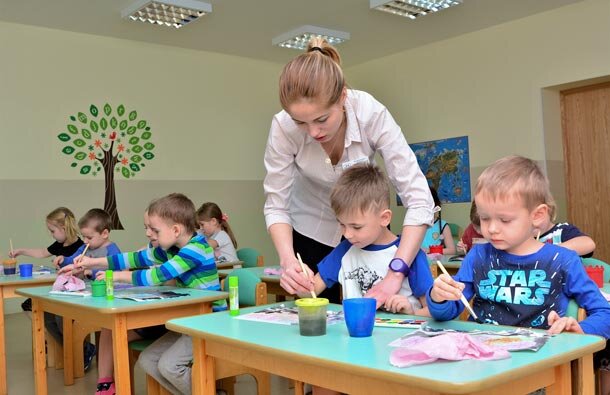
[112,314,130,394]
[0,288,6,395]
[547,362,572,395]
[32,299,48,395]
[62,317,74,385]
[572,355,595,395]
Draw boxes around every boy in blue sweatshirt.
[427,156,610,387]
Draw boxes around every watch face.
[390,258,405,271]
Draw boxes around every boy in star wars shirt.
[427,156,610,339]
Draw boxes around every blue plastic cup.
[19,263,33,278]
[343,298,376,337]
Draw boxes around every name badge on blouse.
[341,157,369,170]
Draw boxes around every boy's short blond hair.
[78,209,112,233]
[147,193,197,233]
[330,164,390,216]
[475,155,555,212]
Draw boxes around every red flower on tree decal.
[89,152,97,160]
[117,144,125,152]
[121,158,129,165]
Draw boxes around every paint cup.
[91,280,107,297]
[429,244,444,254]
[585,266,604,288]
[19,263,33,278]
[2,259,17,275]
[295,298,329,336]
[343,298,377,338]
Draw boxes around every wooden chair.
[236,248,264,268]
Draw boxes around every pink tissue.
[263,268,282,275]
[52,274,86,292]
[389,333,510,368]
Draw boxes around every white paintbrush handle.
[436,260,479,321]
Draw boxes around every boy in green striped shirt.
[61,193,224,394]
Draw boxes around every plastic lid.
[229,276,238,287]
[295,297,329,307]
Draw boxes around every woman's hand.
[279,257,315,295]
[366,273,403,308]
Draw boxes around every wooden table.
[218,265,290,299]
[167,302,605,395]
[0,273,55,395]
[16,285,227,395]
[215,261,243,270]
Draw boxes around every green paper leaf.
[82,129,92,139]
[73,139,86,147]
[103,103,111,116]
[117,104,125,116]
[67,124,78,134]
[90,120,99,132]
[71,163,77,168]
[74,152,87,161]
[58,133,71,142]
[143,142,155,150]
[130,163,140,172]
[143,152,155,160]
[128,110,137,121]
[137,120,147,129]
[127,126,137,135]
[132,145,143,153]
[141,131,152,140]
[119,120,127,130]
[131,155,142,163]
[70,116,76,122]
[129,136,139,145]
[90,105,99,117]
[110,117,118,129]
[77,112,88,124]
[80,165,91,175]
[62,146,75,155]
[100,118,108,130]
[121,167,130,179]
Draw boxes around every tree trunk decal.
[58,104,155,230]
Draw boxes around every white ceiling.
[0,0,584,67]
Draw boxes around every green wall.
[346,0,610,231]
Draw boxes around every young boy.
[55,208,121,270]
[52,208,121,371]
[428,155,610,336]
[60,193,223,395]
[536,202,596,257]
[299,164,433,316]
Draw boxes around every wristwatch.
[388,258,410,276]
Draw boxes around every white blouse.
[263,89,434,247]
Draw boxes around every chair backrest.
[221,268,268,306]
[582,257,610,283]
[236,247,264,268]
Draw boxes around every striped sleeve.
[107,247,167,271]
[131,239,216,287]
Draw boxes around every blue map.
[410,136,471,203]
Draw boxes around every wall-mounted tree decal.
[58,104,155,229]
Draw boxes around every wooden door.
[561,82,610,262]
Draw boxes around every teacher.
[263,38,434,304]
